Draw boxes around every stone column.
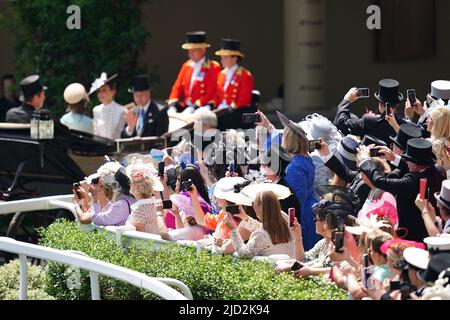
[284,0,326,114]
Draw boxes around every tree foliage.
[9,0,156,116]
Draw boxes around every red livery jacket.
[214,66,254,109]
[168,59,221,108]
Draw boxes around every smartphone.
[73,183,81,199]
[158,161,165,177]
[385,103,390,117]
[162,200,173,210]
[308,140,322,153]
[407,89,417,105]
[369,148,382,157]
[289,208,296,227]
[242,113,261,124]
[357,88,370,98]
[334,230,344,253]
[291,261,304,271]
[181,179,193,192]
[389,281,401,291]
[226,205,240,215]
[91,176,100,185]
[229,160,235,173]
[419,178,427,200]
[363,254,371,289]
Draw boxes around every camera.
[308,140,322,153]
[73,182,81,199]
[242,113,261,124]
[369,148,382,157]
[181,179,193,192]
[291,261,304,271]
[226,205,240,215]
[356,88,370,98]
[91,176,100,185]
[407,89,417,105]
[162,199,172,209]
[333,230,345,253]
[158,161,165,177]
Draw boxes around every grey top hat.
[435,180,450,210]
[431,80,450,101]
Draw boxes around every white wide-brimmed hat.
[424,237,450,254]
[241,183,291,202]
[213,177,253,206]
[404,247,430,270]
[64,83,89,104]
[89,72,117,95]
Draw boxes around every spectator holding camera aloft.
[223,190,295,259]
[333,80,409,146]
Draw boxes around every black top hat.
[361,135,387,148]
[182,31,211,50]
[418,253,450,284]
[20,75,47,102]
[401,138,437,166]
[374,79,404,105]
[128,75,150,93]
[390,124,422,150]
[114,167,131,195]
[215,38,245,58]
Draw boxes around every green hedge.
[0,260,55,300]
[38,220,347,300]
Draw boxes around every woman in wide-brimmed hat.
[223,189,295,259]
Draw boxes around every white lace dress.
[229,227,295,259]
[126,198,160,234]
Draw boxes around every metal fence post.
[18,254,28,300]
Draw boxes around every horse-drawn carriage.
[0,112,195,258]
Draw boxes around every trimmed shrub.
[39,220,347,300]
[0,260,55,300]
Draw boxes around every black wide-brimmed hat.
[401,138,436,166]
[335,136,360,171]
[19,75,47,102]
[276,111,308,141]
[374,79,404,104]
[361,135,387,148]
[114,167,131,195]
[418,253,450,284]
[128,75,150,93]
[390,124,422,150]
[215,38,245,58]
[181,31,211,50]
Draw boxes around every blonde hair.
[130,177,154,198]
[281,127,309,155]
[255,190,292,245]
[430,107,450,140]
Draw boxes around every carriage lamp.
[30,109,54,140]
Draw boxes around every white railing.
[0,237,192,300]
[0,195,78,221]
